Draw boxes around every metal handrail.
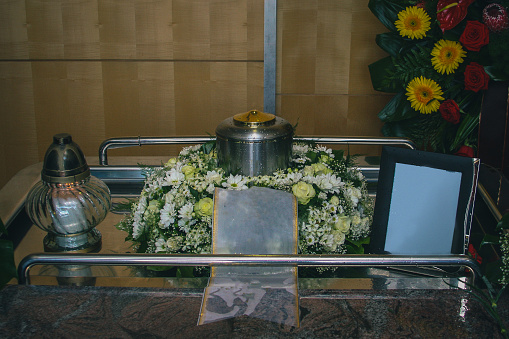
[98,136,416,165]
[18,253,479,285]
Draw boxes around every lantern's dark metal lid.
[233,110,275,126]
[41,133,90,184]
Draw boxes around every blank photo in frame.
[369,146,480,255]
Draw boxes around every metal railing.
[98,136,416,165]
[18,253,479,285]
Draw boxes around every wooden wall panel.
[0,0,390,191]
[135,0,173,59]
[277,0,390,155]
[0,63,38,186]
[62,1,101,59]
[98,0,137,59]
[26,0,65,59]
[0,1,29,59]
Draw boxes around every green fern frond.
[381,45,437,89]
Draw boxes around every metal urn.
[216,110,294,176]
[25,133,111,252]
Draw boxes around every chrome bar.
[477,183,503,222]
[18,253,479,285]
[98,136,214,165]
[294,136,417,150]
[98,136,416,166]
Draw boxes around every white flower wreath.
[116,142,373,256]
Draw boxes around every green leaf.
[332,149,344,160]
[201,140,216,155]
[480,234,501,247]
[484,260,504,286]
[0,239,16,286]
[368,0,404,31]
[369,56,399,93]
[378,92,418,122]
[375,32,404,57]
[147,265,173,272]
[306,150,318,163]
[176,266,195,278]
[345,237,370,254]
[484,66,509,82]
[450,111,480,151]
[189,186,200,200]
[497,213,509,230]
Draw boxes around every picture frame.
[369,146,480,255]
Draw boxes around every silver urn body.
[216,110,293,176]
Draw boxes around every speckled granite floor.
[0,285,507,338]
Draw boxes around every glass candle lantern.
[25,133,111,252]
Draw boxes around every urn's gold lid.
[233,110,275,126]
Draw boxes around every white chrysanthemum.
[132,196,148,239]
[293,144,311,154]
[293,157,308,164]
[205,170,223,185]
[222,174,248,190]
[155,238,167,252]
[178,202,195,220]
[305,234,316,246]
[159,202,176,228]
[345,185,362,207]
[163,168,185,186]
[206,183,216,194]
[314,173,342,193]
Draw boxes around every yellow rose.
[333,215,351,233]
[320,154,332,164]
[165,157,178,167]
[144,200,160,218]
[333,230,346,245]
[303,165,315,177]
[330,196,340,206]
[312,163,332,175]
[194,197,214,217]
[182,165,196,179]
[292,181,316,205]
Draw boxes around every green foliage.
[382,45,436,90]
[368,0,495,154]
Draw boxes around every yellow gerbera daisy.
[406,76,444,114]
[431,40,466,75]
[395,6,431,39]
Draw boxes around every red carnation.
[437,0,475,32]
[455,145,475,157]
[464,62,490,93]
[483,3,509,32]
[439,100,461,124]
[459,21,489,52]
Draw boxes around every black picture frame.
[369,146,480,255]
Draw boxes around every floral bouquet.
[369,0,509,155]
[116,142,373,260]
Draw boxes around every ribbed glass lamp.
[25,133,111,252]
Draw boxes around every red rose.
[439,99,461,124]
[437,0,475,32]
[468,244,482,264]
[460,21,489,51]
[464,62,490,92]
[455,145,475,157]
